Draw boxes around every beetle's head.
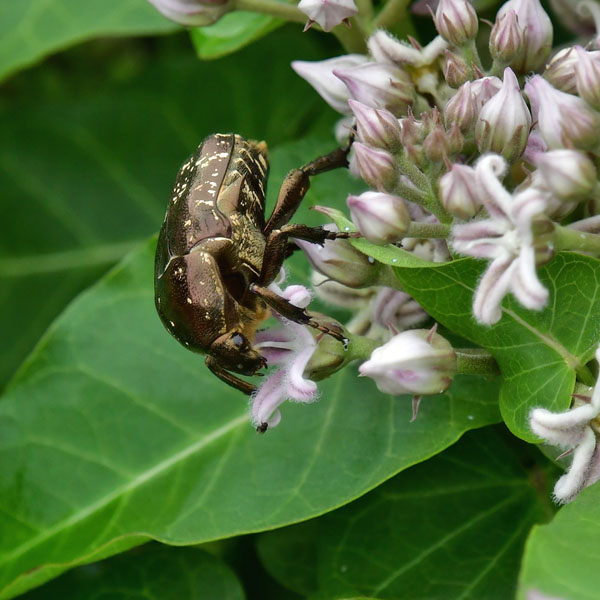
[210,331,267,376]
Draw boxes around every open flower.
[530,345,600,503]
[250,281,319,431]
[452,154,551,325]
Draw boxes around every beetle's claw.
[257,422,269,433]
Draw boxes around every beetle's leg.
[259,223,352,286]
[264,145,351,236]
[205,356,257,395]
[250,283,348,344]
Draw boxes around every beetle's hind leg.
[249,283,348,345]
[205,356,257,395]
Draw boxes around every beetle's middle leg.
[264,145,350,236]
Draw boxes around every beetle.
[154,133,352,395]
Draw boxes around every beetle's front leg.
[249,283,348,345]
[264,145,351,236]
[258,223,353,287]
[205,356,257,395]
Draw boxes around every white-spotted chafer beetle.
[154,133,351,394]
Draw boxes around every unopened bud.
[304,313,348,381]
[446,123,464,154]
[349,99,402,151]
[470,76,502,110]
[435,0,479,46]
[444,81,476,131]
[544,47,579,94]
[146,0,231,25]
[439,163,481,218]
[368,30,448,67]
[292,55,368,115]
[347,191,411,245]
[489,9,524,64]
[496,0,553,74]
[423,126,450,162]
[359,328,457,396]
[399,114,426,145]
[334,62,415,115]
[298,0,358,32]
[534,149,597,200]
[475,67,531,163]
[525,75,600,150]
[443,50,473,88]
[294,225,384,288]
[575,45,600,110]
[353,142,398,191]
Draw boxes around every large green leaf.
[190,12,282,59]
[22,544,245,599]
[0,0,176,83]
[385,253,600,443]
[0,237,500,597]
[258,427,555,600]
[0,27,339,388]
[518,483,600,600]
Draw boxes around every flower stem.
[373,0,414,36]
[346,332,379,362]
[233,0,308,22]
[332,18,369,53]
[456,349,499,375]
[406,222,451,238]
[555,224,600,255]
[460,39,483,71]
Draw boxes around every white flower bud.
[146,0,231,25]
[353,142,398,191]
[444,81,476,131]
[359,329,457,396]
[544,47,579,94]
[489,9,524,64]
[348,99,402,150]
[334,62,415,115]
[439,163,481,218]
[525,75,600,150]
[347,191,411,245]
[443,50,473,88]
[496,0,553,73]
[292,55,368,115]
[475,67,531,163]
[533,149,597,200]
[368,30,448,67]
[435,0,479,46]
[298,0,358,32]
[575,45,600,110]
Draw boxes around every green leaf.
[190,12,282,59]
[0,0,176,83]
[0,28,339,388]
[0,239,500,597]
[390,253,600,442]
[22,544,245,599]
[518,483,600,600]
[258,427,554,600]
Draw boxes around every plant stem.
[332,18,369,54]
[554,224,600,255]
[456,349,499,375]
[374,0,413,36]
[234,0,308,22]
[346,332,379,362]
[406,221,451,238]
[460,39,483,71]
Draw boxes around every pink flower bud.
[348,99,402,150]
[444,81,476,131]
[399,114,426,145]
[575,45,600,110]
[359,328,457,396]
[439,163,481,218]
[347,191,411,244]
[443,50,473,88]
[496,0,553,73]
[423,125,450,162]
[352,142,398,191]
[334,62,415,115]
[298,0,358,32]
[475,67,531,163]
[489,9,524,64]
[292,55,368,115]
[525,75,600,150]
[435,0,479,46]
[294,226,384,288]
[470,76,502,110]
[543,47,579,93]
[533,149,597,200]
[146,0,231,25]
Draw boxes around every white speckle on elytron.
[368,256,375,263]
[184,219,191,227]
[169,320,175,327]
[186,297,192,304]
